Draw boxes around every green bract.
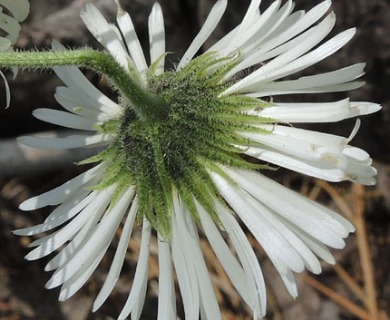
[90,52,272,237]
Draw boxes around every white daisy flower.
[11,0,380,319]
[0,0,29,107]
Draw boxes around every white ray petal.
[171,194,199,320]
[178,0,227,69]
[263,28,356,85]
[225,0,295,77]
[248,0,294,46]
[0,71,10,108]
[227,0,331,79]
[54,89,112,122]
[59,241,108,301]
[215,200,266,317]
[45,186,132,288]
[176,202,221,320]
[251,98,381,123]
[13,190,95,236]
[242,124,345,161]
[93,195,138,311]
[240,123,377,185]
[211,172,305,274]
[115,1,148,77]
[0,37,11,50]
[224,168,351,248]
[222,0,261,54]
[157,243,176,320]
[118,219,151,320]
[45,211,102,272]
[235,0,284,53]
[157,237,176,320]
[281,218,336,265]
[18,133,113,149]
[0,0,29,22]
[50,42,122,118]
[246,81,364,97]
[33,109,99,131]
[244,145,353,183]
[197,201,253,306]
[225,12,337,94]
[239,190,321,273]
[53,78,119,117]
[280,269,298,297]
[243,63,365,96]
[259,0,332,54]
[310,199,355,233]
[19,163,104,210]
[81,4,131,71]
[264,13,336,64]
[207,24,239,53]
[0,10,21,44]
[148,3,165,75]
[26,187,113,261]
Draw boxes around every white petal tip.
[44,264,55,272]
[58,295,67,302]
[16,136,30,146]
[365,103,382,114]
[311,266,322,275]
[18,203,30,211]
[12,228,30,236]
[19,198,39,211]
[92,303,101,313]
[288,285,298,298]
[332,239,346,250]
[25,252,38,261]
[346,222,355,233]
[59,289,76,301]
[345,27,357,39]
[151,2,162,11]
[45,279,60,290]
[351,102,382,116]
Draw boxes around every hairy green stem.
[0,49,168,121]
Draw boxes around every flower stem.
[0,49,168,122]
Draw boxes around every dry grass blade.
[313,180,382,320]
[334,263,366,302]
[266,289,283,320]
[303,274,369,320]
[353,184,380,320]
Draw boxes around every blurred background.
[0,0,389,319]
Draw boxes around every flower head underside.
[87,52,273,237]
[3,0,381,319]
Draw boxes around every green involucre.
[90,53,273,237]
